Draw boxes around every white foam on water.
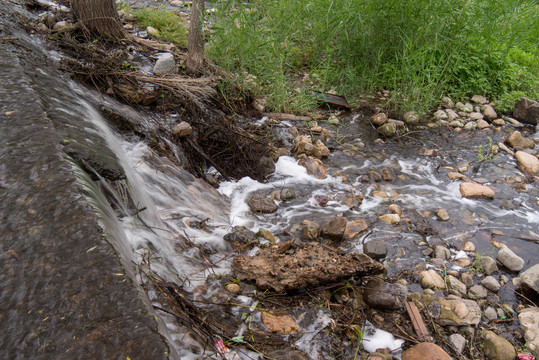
[362,320,405,355]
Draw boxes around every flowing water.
[1,1,538,359]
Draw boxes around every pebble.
[435,208,450,221]
[480,276,501,292]
[449,333,466,354]
[225,283,240,294]
[497,245,524,272]
[379,213,400,224]
[484,306,498,321]
[468,284,488,299]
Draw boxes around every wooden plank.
[405,301,433,342]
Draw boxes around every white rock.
[519,307,539,358]
[153,53,175,76]
[497,245,524,272]
[520,264,539,294]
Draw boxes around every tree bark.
[186,0,205,76]
[71,0,125,39]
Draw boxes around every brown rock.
[298,157,327,179]
[172,121,193,137]
[483,105,497,120]
[321,217,348,241]
[371,113,388,126]
[402,342,451,360]
[447,172,468,181]
[459,182,494,199]
[419,270,446,290]
[514,97,539,125]
[515,151,539,175]
[388,204,402,217]
[344,219,368,240]
[506,131,535,149]
[381,168,395,181]
[225,283,240,294]
[302,220,320,241]
[261,312,298,334]
[483,330,517,360]
[379,213,400,224]
[247,193,278,214]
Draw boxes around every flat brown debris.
[232,243,386,292]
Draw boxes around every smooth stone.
[402,342,451,360]
[298,156,327,179]
[321,217,347,241]
[225,283,240,294]
[434,110,448,121]
[449,120,464,128]
[515,151,539,176]
[497,245,524,272]
[477,119,490,129]
[461,272,474,287]
[419,271,446,290]
[468,284,488,299]
[301,220,320,241]
[379,213,400,224]
[449,333,466,354]
[363,278,407,310]
[493,118,506,126]
[520,264,539,294]
[480,276,501,292]
[387,204,402,217]
[506,131,535,149]
[146,26,160,37]
[344,219,368,240]
[483,105,497,120]
[371,113,388,126]
[280,188,296,201]
[447,172,468,181]
[469,112,484,120]
[363,240,388,260]
[484,306,498,321]
[519,307,539,358]
[460,182,494,199]
[471,95,488,104]
[454,257,471,268]
[153,53,175,75]
[483,330,517,360]
[446,109,459,122]
[480,256,499,275]
[434,245,451,260]
[463,241,475,252]
[435,208,450,221]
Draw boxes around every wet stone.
[363,240,388,260]
[301,220,320,241]
[515,150,539,176]
[225,283,240,294]
[497,245,524,272]
[344,219,368,240]
[298,156,327,179]
[280,187,296,200]
[506,131,535,149]
[247,193,278,214]
[388,204,402,217]
[480,276,501,292]
[381,168,394,181]
[172,121,192,137]
[379,213,400,224]
[362,278,407,310]
[480,256,498,275]
[321,216,347,241]
[459,182,494,199]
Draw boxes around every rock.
[247,193,278,214]
[52,21,74,32]
[442,97,454,108]
[419,271,446,290]
[344,219,368,240]
[519,307,539,358]
[298,156,327,179]
[447,172,468,181]
[301,220,320,241]
[314,139,331,158]
[280,188,296,201]
[497,245,524,272]
[463,241,475,252]
[483,105,497,120]
[480,276,501,292]
[449,333,466,354]
[371,113,388,126]
[483,330,516,360]
[434,245,451,260]
[484,306,498,321]
[321,217,347,241]
[446,109,459,122]
[231,243,385,292]
[153,53,176,75]
[493,118,506,126]
[457,102,473,112]
[434,298,481,326]
[515,151,539,175]
[520,264,539,294]
[223,226,256,249]
[402,342,451,360]
[454,256,471,268]
[401,111,420,125]
[453,302,469,319]
[363,278,407,310]
[381,168,395,181]
[225,283,240,294]
[461,272,474,287]
[146,26,160,37]
[378,122,396,137]
[464,122,477,130]
[480,256,498,275]
[363,240,388,260]
[471,95,488,104]
[449,120,464,128]
[388,204,402,217]
[468,285,487,299]
[261,312,298,334]
[172,121,193,137]
[434,110,448,121]
[477,119,490,129]
[258,156,275,176]
[505,116,523,127]
[514,97,539,125]
[506,131,535,149]
[379,214,400,224]
[459,182,494,199]
[435,209,449,221]
[447,275,467,295]
[469,112,483,121]
[251,98,266,112]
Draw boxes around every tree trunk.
[71,0,125,39]
[186,0,205,76]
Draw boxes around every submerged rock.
[298,156,327,179]
[231,243,385,292]
[506,131,535,149]
[483,330,516,360]
[402,342,451,360]
[363,240,388,260]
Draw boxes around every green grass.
[133,7,187,47]
[207,0,539,115]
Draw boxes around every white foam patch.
[362,320,405,354]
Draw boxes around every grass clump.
[133,7,187,47]
[207,0,539,115]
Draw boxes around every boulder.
[515,151,539,176]
[483,330,516,360]
[506,131,535,149]
[321,217,347,241]
[247,193,278,214]
[363,278,407,310]
[298,156,327,179]
[520,264,539,294]
[363,240,388,260]
[402,342,451,360]
[519,307,539,358]
[153,53,176,75]
[301,220,320,241]
[459,182,494,199]
[497,245,524,272]
[344,219,368,240]
[419,271,446,290]
[514,97,539,125]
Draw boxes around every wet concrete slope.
[0,4,168,359]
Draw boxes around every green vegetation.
[477,137,498,163]
[208,0,539,114]
[133,7,187,46]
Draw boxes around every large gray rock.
[520,264,539,294]
[514,97,539,125]
[153,53,175,75]
[362,278,407,310]
[363,239,388,260]
[247,193,278,214]
[497,245,524,272]
[519,307,539,358]
[449,333,466,354]
[483,330,516,360]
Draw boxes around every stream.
[1,1,538,359]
